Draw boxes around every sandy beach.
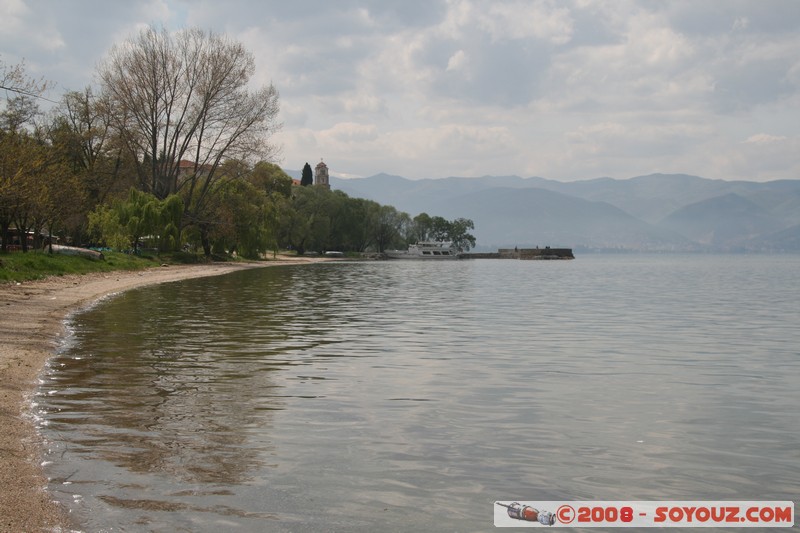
[0,257,323,532]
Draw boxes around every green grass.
[0,250,225,283]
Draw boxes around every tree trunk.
[0,220,9,252]
[200,226,212,257]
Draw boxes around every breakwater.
[463,247,574,260]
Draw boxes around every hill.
[658,193,785,250]
[404,186,689,252]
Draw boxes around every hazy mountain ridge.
[415,186,691,251]
[288,169,799,251]
[658,193,787,250]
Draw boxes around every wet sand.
[0,258,323,531]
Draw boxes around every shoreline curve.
[0,257,326,531]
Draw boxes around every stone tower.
[314,159,330,189]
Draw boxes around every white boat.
[385,241,462,259]
[47,244,105,260]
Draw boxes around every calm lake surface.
[37,255,800,532]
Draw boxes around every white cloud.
[726,134,800,180]
[0,0,29,35]
[732,16,750,31]
[343,93,387,115]
[0,0,64,54]
[323,122,379,143]
[482,0,575,44]
[446,49,467,72]
[1,0,799,182]
[744,133,788,145]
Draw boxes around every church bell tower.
[314,159,330,189]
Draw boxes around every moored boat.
[47,244,105,260]
[385,241,462,259]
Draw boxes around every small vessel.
[47,244,105,260]
[385,241,462,259]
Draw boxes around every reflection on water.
[44,273,292,488]
[37,256,800,532]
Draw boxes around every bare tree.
[98,26,281,254]
[54,89,136,203]
[1,58,50,108]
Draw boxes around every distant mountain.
[748,224,800,252]
[281,170,800,252]
[513,173,800,225]
[531,174,735,223]
[427,186,690,251]
[332,173,548,216]
[658,193,786,250]
[744,185,800,226]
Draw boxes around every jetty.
[462,247,574,260]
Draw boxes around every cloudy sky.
[2,0,799,182]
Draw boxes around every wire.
[0,84,59,104]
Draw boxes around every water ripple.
[37,255,800,531]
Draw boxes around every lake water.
[36,255,800,532]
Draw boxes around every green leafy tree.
[428,216,451,241]
[405,213,475,251]
[286,185,328,253]
[159,195,183,251]
[88,188,182,252]
[273,191,306,253]
[86,203,128,250]
[340,197,376,252]
[325,190,361,251]
[371,204,405,253]
[448,217,476,251]
[209,179,272,259]
[408,213,433,242]
[249,161,293,198]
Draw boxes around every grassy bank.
[0,250,221,283]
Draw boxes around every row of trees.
[278,186,475,255]
[1,27,474,259]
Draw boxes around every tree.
[429,216,451,241]
[448,217,476,251]
[300,162,313,186]
[46,90,136,246]
[1,59,49,251]
[409,213,433,242]
[405,213,475,251]
[371,204,405,253]
[339,197,376,252]
[207,177,275,259]
[56,89,136,203]
[284,185,329,253]
[273,191,306,253]
[249,161,292,198]
[1,58,49,103]
[36,162,87,253]
[0,128,39,251]
[88,188,182,252]
[97,26,281,255]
